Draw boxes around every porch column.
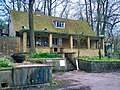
[23,32,27,52]
[49,33,52,47]
[70,35,73,49]
[87,36,90,49]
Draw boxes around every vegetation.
[0,57,13,68]
[81,57,120,61]
[29,53,62,58]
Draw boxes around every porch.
[19,30,104,57]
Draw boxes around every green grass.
[29,53,62,58]
[0,58,13,68]
[80,57,120,61]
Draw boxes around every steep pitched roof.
[10,10,95,36]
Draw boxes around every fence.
[0,36,20,55]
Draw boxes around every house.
[9,10,105,57]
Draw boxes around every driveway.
[7,71,120,90]
[51,71,120,90]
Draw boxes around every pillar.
[102,38,105,56]
[87,37,90,49]
[49,33,52,48]
[23,32,27,52]
[20,36,23,52]
[70,35,73,49]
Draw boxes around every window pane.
[58,38,62,45]
[53,20,65,28]
[53,38,58,46]
[36,37,41,46]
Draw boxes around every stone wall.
[27,58,67,71]
[0,37,20,55]
[78,60,120,72]
[0,68,13,88]
[0,64,52,89]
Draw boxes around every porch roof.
[19,29,104,39]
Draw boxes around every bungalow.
[9,10,104,57]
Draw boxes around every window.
[52,38,62,46]
[53,38,58,46]
[58,38,62,45]
[36,36,41,46]
[44,39,49,46]
[53,20,65,28]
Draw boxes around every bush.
[0,57,13,68]
[29,53,62,58]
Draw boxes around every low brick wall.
[0,64,52,89]
[78,59,120,72]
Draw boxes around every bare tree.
[89,0,93,30]
[29,0,36,54]
[85,0,89,23]
[96,0,101,36]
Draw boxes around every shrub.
[29,53,62,58]
[0,57,13,68]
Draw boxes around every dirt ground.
[51,71,120,90]
[12,70,120,90]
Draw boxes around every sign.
[60,60,66,66]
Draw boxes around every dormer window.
[53,20,65,28]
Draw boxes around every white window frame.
[53,20,65,28]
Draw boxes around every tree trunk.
[11,0,15,10]
[44,0,46,15]
[29,0,36,54]
[17,0,21,11]
[101,0,108,35]
[89,0,93,30]
[47,0,52,16]
[85,0,89,23]
[23,1,27,12]
[96,0,101,36]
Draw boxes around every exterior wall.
[33,47,104,57]
[26,47,104,57]
[0,37,20,55]
[62,38,70,48]
[63,48,104,57]
[9,15,15,37]
[36,47,50,53]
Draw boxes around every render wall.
[63,48,104,57]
